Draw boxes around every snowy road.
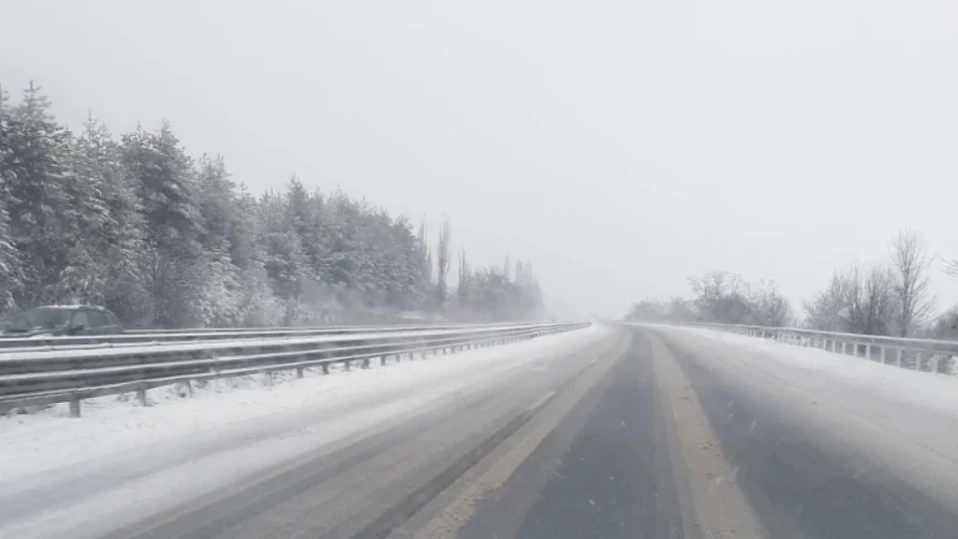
[3,325,958,538]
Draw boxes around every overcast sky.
[3,1,958,318]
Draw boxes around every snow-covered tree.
[5,82,73,305]
[0,83,24,314]
[0,81,549,327]
[121,122,206,326]
[54,116,119,305]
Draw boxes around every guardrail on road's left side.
[0,321,531,351]
[0,321,590,417]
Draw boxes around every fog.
[3,0,958,318]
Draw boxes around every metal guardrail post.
[136,385,148,406]
[69,394,81,418]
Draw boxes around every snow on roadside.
[0,324,612,482]
[665,325,958,418]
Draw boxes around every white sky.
[3,1,958,318]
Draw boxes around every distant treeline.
[0,82,543,327]
[626,230,958,340]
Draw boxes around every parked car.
[0,305,124,338]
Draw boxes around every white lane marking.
[528,390,558,412]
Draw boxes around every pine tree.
[55,115,118,304]
[259,190,307,305]
[0,199,17,314]
[227,185,260,271]
[5,82,72,305]
[87,119,152,325]
[121,122,205,326]
[0,83,24,314]
[191,155,248,326]
[122,122,204,255]
[0,79,550,326]
[195,155,237,252]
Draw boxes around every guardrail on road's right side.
[666,322,958,376]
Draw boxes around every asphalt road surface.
[6,325,958,539]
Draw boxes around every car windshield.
[8,309,72,331]
[4,3,958,539]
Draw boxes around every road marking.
[411,333,631,539]
[648,332,765,539]
[527,390,558,412]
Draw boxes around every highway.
[3,325,958,538]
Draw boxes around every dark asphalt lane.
[455,329,684,539]
[659,329,958,539]
[445,328,958,539]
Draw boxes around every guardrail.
[0,321,530,352]
[679,322,958,375]
[0,321,589,417]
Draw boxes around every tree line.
[626,272,793,328]
[0,82,543,328]
[626,229,958,339]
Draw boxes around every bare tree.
[747,280,792,327]
[890,229,935,336]
[804,271,846,331]
[858,265,897,335]
[435,217,451,306]
[804,263,896,335]
[688,271,751,323]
